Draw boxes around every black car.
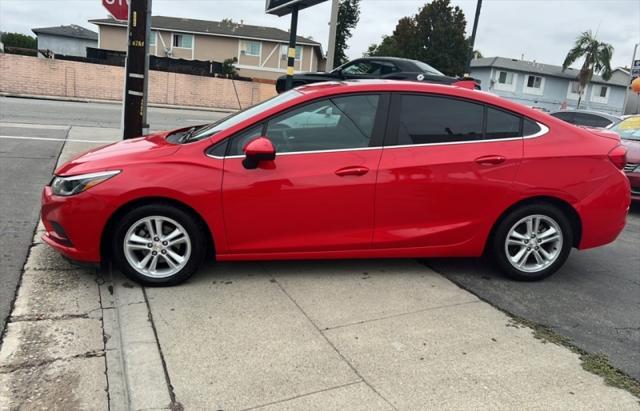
[275,57,478,93]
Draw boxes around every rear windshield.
[610,116,640,141]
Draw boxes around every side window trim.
[384,92,545,147]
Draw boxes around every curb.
[0,92,238,114]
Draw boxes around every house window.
[280,45,302,60]
[526,75,542,89]
[567,81,583,100]
[240,40,261,57]
[591,85,609,104]
[149,31,156,46]
[523,74,544,95]
[172,34,193,49]
[497,71,513,85]
[494,70,517,92]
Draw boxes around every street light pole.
[326,0,339,71]
[284,5,299,91]
[465,0,482,76]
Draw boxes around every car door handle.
[335,166,369,177]
[475,155,506,165]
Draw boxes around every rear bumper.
[626,171,640,201]
[576,170,631,249]
[40,186,110,264]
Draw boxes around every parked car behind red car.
[41,80,630,285]
[610,115,640,201]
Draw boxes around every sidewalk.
[1,127,638,410]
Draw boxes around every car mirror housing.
[243,137,276,169]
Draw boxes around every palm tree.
[562,30,614,109]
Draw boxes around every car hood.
[621,138,640,163]
[55,130,180,176]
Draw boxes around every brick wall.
[0,54,277,109]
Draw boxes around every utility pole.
[122,0,149,139]
[622,43,639,115]
[284,5,299,91]
[465,0,482,76]
[326,0,339,71]
[142,0,152,135]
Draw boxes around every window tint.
[486,107,521,139]
[227,125,264,156]
[206,139,229,158]
[523,119,541,136]
[551,112,575,123]
[573,113,611,128]
[397,95,483,144]
[264,94,380,153]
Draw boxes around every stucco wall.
[37,34,97,57]
[0,54,276,110]
[96,24,321,81]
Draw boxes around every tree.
[333,0,360,66]
[1,32,37,49]
[221,57,238,78]
[367,0,469,76]
[562,30,614,109]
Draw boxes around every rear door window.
[485,107,521,139]
[397,95,484,144]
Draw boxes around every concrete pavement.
[1,99,639,409]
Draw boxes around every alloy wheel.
[504,214,563,273]
[123,216,192,278]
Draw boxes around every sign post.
[266,0,328,91]
[102,0,150,139]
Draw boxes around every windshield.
[610,116,640,141]
[413,61,444,76]
[187,89,302,142]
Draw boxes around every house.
[31,25,98,57]
[470,57,628,115]
[611,67,640,115]
[90,16,325,81]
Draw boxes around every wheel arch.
[100,196,215,263]
[485,196,582,254]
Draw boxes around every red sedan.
[41,81,630,285]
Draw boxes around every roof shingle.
[32,24,98,41]
[90,16,320,47]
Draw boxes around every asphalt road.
[0,97,227,335]
[0,96,226,131]
[425,204,640,380]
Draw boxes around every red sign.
[102,0,129,21]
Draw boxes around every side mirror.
[243,137,276,169]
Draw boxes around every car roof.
[294,80,550,121]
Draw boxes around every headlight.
[635,164,640,173]
[51,170,120,196]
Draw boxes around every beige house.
[90,16,324,81]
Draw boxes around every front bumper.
[40,186,110,263]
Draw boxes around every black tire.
[112,203,206,286]
[490,202,573,281]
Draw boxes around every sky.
[1,0,639,70]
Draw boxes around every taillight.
[608,145,627,170]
